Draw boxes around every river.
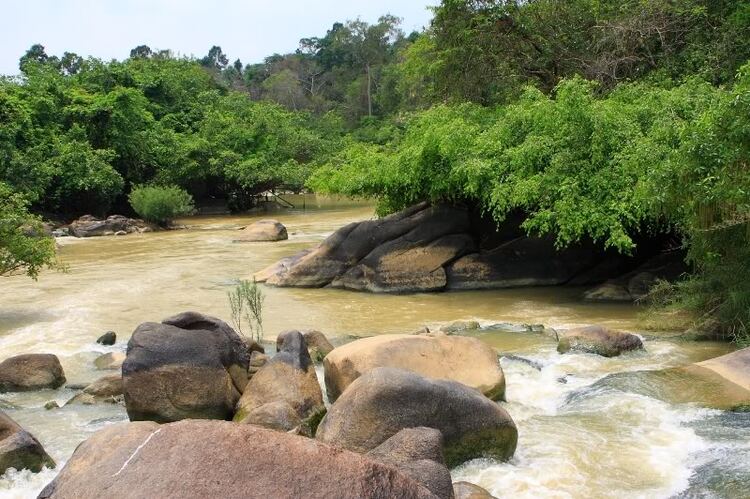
[1,196,748,498]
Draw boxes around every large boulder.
[235,219,288,242]
[66,375,123,405]
[330,233,475,293]
[367,427,454,499]
[39,420,437,499]
[234,331,324,431]
[68,215,151,238]
[260,203,475,292]
[557,325,643,357]
[122,312,250,423]
[0,410,55,474]
[0,354,66,393]
[445,237,598,290]
[324,333,505,402]
[316,367,517,467]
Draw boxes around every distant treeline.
[2,1,749,340]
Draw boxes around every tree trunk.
[366,63,372,117]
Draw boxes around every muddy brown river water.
[1,196,748,498]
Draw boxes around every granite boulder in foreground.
[38,420,440,499]
[122,312,250,422]
[316,367,517,467]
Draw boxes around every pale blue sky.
[0,0,436,75]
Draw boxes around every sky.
[0,0,436,76]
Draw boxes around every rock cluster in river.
[34,311,517,496]
[63,215,155,238]
[256,202,683,297]
[234,330,324,431]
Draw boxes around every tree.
[0,182,57,279]
[201,46,229,70]
[130,45,153,59]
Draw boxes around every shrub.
[227,279,264,342]
[0,182,59,279]
[128,185,194,226]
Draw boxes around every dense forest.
[2,0,749,341]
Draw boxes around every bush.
[128,185,194,226]
[227,279,264,342]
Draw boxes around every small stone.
[44,400,59,410]
[96,331,116,346]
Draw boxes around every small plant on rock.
[227,279,265,342]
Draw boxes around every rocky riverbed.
[1,197,748,498]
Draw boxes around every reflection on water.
[0,195,747,498]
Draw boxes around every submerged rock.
[317,367,517,467]
[439,321,481,334]
[557,325,643,357]
[93,352,125,370]
[453,482,497,499]
[38,420,436,499]
[66,375,123,406]
[323,333,506,402]
[234,331,324,431]
[0,354,66,393]
[95,331,116,345]
[123,311,249,423]
[234,219,288,242]
[0,410,55,475]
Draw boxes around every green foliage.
[128,185,194,225]
[0,182,58,279]
[227,279,265,342]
